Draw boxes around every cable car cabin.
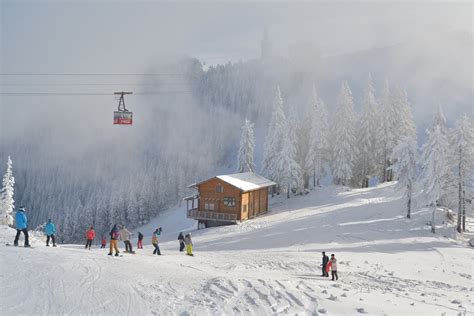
[184,172,276,229]
[113,111,133,125]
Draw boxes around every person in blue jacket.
[13,206,30,247]
[44,219,57,247]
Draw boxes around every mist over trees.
[1,52,472,241]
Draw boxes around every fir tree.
[354,75,379,187]
[262,85,286,190]
[450,115,474,232]
[376,80,396,182]
[237,119,256,173]
[331,81,357,186]
[418,109,450,233]
[0,156,15,226]
[304,86,329,188]
[274,120,303,198]
[391,136,418,218]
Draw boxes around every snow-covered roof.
[213,172,276,192]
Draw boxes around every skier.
[137,231,144,249]
[108,224,120,256]
[119,225,134,253]
[151,228,161,255]
[101,236,107,248]
[85,226,95,250]
[184,233,193,256]
[321,251,329,277]
[178,232,185,252]
[44,219,57,247]
[330,254,338,281]
[13,206,30,247]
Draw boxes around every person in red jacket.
[85,226,95,250]
[101,236,107,248]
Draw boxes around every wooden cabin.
[184,172,276,229]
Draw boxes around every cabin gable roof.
[193,172,276,193]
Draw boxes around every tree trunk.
[407,183,412,219]
[382,153,388,182]
[457,181,462,233]
[431,204,436,233]
[313,169,316,189]
[457,150,463,233]
[287,185,290,199]
[462,182,466,232]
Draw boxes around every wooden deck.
[187,208,238,223]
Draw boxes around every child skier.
[151,229,161,255]
[137,232,144,249]
[101,236,107,248]
[184,233,193,256]
[44,219,57,247]
[330,254,338,281]
[85,226,95,250]
[108,224,120,256]
[178,232,185,252]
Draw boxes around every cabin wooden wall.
[197,178,242,219]
[241,187,269,219]
[197,177,271,222]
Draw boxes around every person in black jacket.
[178,232,185,252]
[322,251,329,277]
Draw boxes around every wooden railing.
[187,208,238,222]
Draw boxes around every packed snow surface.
[1,183,472,315]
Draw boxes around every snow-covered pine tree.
[391,136,418,218]
[0,156,15,226]
[304,86,329,188]
[418,109,450,233]
[392,87,416,141]
[237,119,256,173]
[353,75,379,187]
[375,80,396,182]
[331,81,357,186]
[450,115,474,232]
[431,107,458,211]
[274,119,303,198]
[262,85,287,191]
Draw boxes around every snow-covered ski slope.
[1,182,472,316]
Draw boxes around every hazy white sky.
[1,1,472,72]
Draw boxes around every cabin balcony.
[186,208,238,223]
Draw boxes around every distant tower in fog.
[261,28,272,60]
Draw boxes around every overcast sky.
[0,1,472,137]
[2,1,472,73]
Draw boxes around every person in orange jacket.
[85,226,95,250]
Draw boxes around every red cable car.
[113,92,133,125]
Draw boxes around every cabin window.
[223,197,236,207]
[205,203,215,211]
[216,184,224,193]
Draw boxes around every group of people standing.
[321,252,339,281]
[11,207,195,258]
[12,208,334,280]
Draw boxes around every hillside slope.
[0,183,472,315]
